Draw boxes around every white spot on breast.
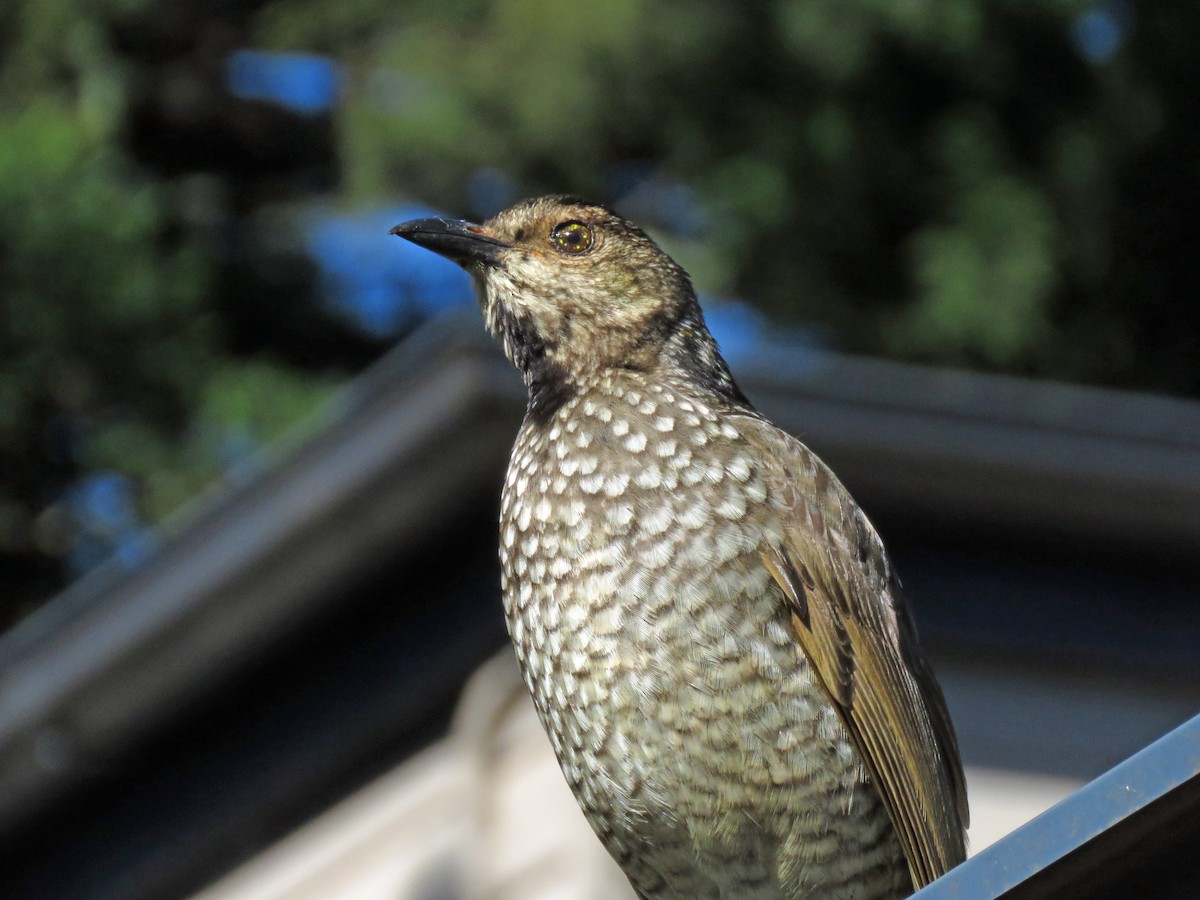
[678,504,710,530]
[591,604,623,636]
[642,539,673,567]
[713,523,748,562]
[581,567,620,601]
[641,504,673,535]
[607,504,634,527]
[623,431,647,453]
[534,497,552,521]
[720,422,739,440]
[716,492,747,520]
[634,467,662,489]
[746,480,768,504]
[655,438,678,458]
[612,419,630,437]
[603,472,631,497]
[580,472,605,494]
[563,601,588,631]
[727,456,752,482]
[653,416,675,433]
[580,543,622,570]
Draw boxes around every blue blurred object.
[705,298,829,377]
[307,205,474,338]
[1071,3,1133,63]
[467,169,521,219]
[226,50,340,115]
[66,472,152,573]
[608,164,709,237]
[703,300,766,366]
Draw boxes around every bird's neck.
[657,308,753,411]
[520,313,752,428]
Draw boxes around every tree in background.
[304,0,1195,384]
[0,0,345,621]
[2,0,1197,619]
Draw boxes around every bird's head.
[391,195,743,416]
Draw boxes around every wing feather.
[738,416,968,889]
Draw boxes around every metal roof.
[916,713,1200,898]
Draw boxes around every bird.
[391,195,968,899]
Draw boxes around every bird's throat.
[486,300,576,427]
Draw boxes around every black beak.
[389,217,511,266]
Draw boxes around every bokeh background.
[4,0,1197,618]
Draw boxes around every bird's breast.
[499,379,854,803]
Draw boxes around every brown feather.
[740,415,969,889]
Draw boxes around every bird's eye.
[551,221,593,255]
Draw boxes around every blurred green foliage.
[255,0,1198,384]
[303,0,1193,380]
[0,0,337,619]
[3,0,1199,616]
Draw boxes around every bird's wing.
[736,415,969,889]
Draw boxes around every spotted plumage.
[392,196,968,899]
